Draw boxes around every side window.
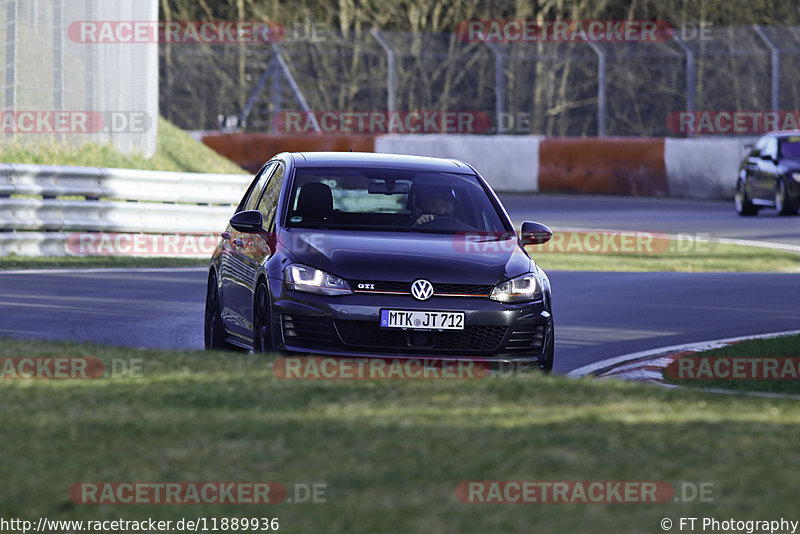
[761,137,778,160]
[752,136,768,157]
[238,162,277,213]
[257,164,285,232]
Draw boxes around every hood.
[279,230,534,285]
[779,158,800,172]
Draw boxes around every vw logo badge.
[410,279,434,301]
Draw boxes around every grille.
[334,320,507,353]
[282,315,336,346]
[350,280,491,297]
[434,283,492,296]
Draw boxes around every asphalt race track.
[1,195,799,374]
[500,193,800,247]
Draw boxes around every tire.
[204,272,246,352]
[734,180,758,216]
[252,279,274,354]
[539,320,554,373]
[775,180,798,216]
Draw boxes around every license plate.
[380,309,464,330]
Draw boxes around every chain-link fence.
[161,24,800,137]
[1,0,158,155]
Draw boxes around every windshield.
[285,167,509,233]
[779,137,800,159]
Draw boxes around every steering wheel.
[417,216,470,230]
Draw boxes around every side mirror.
[230,210,266,234]
[520,221,552,246]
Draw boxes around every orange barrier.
[538,138,668,196]
[202,133,376,172]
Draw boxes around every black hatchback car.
[204,152,555,370]
[735,131,800,216]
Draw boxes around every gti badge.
[410,279,434,301]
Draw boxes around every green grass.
[530,242,800,272]
[1,339,799,532]
[0,255,207,270]
[0,117,246,174]
[664,333,800,395]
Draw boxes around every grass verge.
[0,117,246,174]
[0,255,207,270]
[1,339,798,532]
[664,333,800,395]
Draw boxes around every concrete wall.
[375,134,541,192]
[202,133,758,199]
[664,137,756,199]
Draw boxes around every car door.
[237,162,286,336]
[754,136,779,201]
[742,136,766,200]
[219,162,278,339]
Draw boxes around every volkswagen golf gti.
[204,152,556,370]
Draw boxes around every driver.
[413,187,456,227]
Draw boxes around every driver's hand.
[413,213,435,226]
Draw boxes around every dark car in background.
[735,131,800,216]
[204,152,556,370]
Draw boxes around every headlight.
[490,273,541,303]
[285,264,352,296]
[791,172,800,183]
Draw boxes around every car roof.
[283,151,473,172]
[763,130,800,139]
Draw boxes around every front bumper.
[268,277,551,363]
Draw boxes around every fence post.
[239,58,275,130]
[271,60,283,123]
[370,29,396,113]
[271,43,320,132]
[586,41,606,137]
[52,0,64,144]
[4,0,17,110]
[673,35,696,122]
[83,0,95,111]
[482,40,506,134]
[752,25,780,113]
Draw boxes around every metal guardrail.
[0,164,251,256]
